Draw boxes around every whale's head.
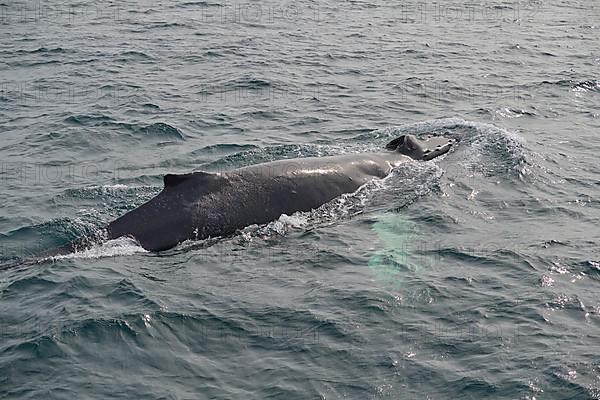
[385,134,453,161]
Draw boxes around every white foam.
[51,237,147,260]
[249,212,310,237]
[86,184,129,190]
[277,213,309,228]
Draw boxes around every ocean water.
[1,0,600,398]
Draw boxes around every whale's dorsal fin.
[164,173,194,187]
[163,171,219,188]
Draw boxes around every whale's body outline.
[78,134,453,252]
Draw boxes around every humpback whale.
[76,134,454,252]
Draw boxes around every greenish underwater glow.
[367,213,422,288]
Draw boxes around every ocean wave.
[64,115,185,140]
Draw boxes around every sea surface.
[1,0,600,398]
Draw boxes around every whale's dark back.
[106,172,226,251]
[52,134,455,254]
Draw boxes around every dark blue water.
[1,0,600,398]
